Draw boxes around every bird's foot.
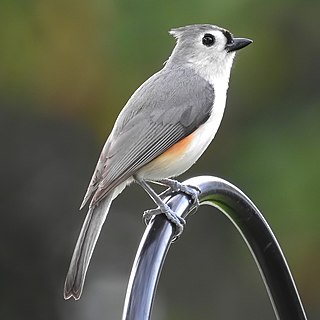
[143,203,186,239]
[159,180,200,207]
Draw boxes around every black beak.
[226,38,253,52]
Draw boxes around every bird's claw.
[143,181,200,241]
[180,184,200,207]
[159,183,200,208]
[143,208,161,224]
[143,205,186,240]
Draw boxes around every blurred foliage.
[1,0,319,319]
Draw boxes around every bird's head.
[166,24,252,81]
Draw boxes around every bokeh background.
[1,0,319,319]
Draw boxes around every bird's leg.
[152,178,200,207]
[134,176,185,238]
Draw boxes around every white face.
[192,29,234,60]
[168,27,236,83]
[189,29,236,78]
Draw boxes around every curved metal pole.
[122,176,307,320]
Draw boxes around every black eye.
[202,33,215,47]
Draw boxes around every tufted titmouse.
[64,24,252,300]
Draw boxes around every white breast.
[137,51,234,180]
[137,80,228,180]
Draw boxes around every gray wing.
[82,67,214,207]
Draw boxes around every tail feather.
[64,194,113,300]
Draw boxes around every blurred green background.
[1,0,319,319]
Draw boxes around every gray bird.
[64,24,252,300]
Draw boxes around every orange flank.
[156,132,195,160]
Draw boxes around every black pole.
[122,176,307,320]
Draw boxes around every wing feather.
[84,67,215,206]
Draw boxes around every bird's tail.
[64,193,114,300]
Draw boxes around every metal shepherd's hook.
[122,176,307,320]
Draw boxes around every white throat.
[190,52,235,88]
[191,52,235,125]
